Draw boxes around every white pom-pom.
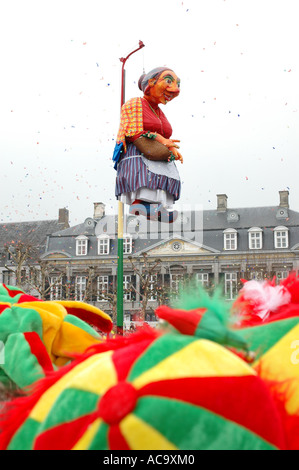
[241,280,291,320]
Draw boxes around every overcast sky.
[1,0,298,225]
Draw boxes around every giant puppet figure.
[112,67,183,223]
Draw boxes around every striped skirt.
[115,144,181,206]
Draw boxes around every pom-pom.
[236,280,291,321]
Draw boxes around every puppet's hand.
[164,138,180,150]
[169,146,183,163]
[154,134,180,149]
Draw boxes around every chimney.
[93,202,105,219]
[217,194,228,212]
[279,190,289,209]
[58,208,69,228]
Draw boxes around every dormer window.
[248,227,263,250]
[274,226,289,249]
[97,234,110,255]
[123,234,133,254]
[223,228,237,250]
[76,235,88,256]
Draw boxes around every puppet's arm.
[153,133,180,149]
[134,133,183,163]
[152,133,183,162]
[134,137,171,161]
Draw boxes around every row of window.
[52,273,202,303]
[224,226,289,250]
[50,274,156,302]
[75,226,290,257]
[76,235,132,256]
[50,271,289,302]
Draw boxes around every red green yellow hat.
[0,328,285,450]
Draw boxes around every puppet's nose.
[168,82,180,94]
[171,83,180,92]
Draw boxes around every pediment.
[135,235,219,256]
[41,251,71,260]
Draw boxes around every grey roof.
[0,220,66,252]
[51,206,299,235]
[44,204,299,258]
[52,222,89,237]
[202,206,299,230]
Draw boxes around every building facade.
[37,190,299,327]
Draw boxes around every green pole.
[116,200,124,335]
[116,41,145,336]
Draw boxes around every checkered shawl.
[116,97,143,154]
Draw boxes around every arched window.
[248,227,263,250]
[274,226,289,249]
[223,228,237,250]
[97,234,110,255]
[123,234,133,254]
[75,235,88,256]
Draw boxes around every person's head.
[138,67,180,105]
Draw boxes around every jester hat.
[230,274,299,449]
[0,284,113,390]
[155,276,299,449]
[0,323,286,450]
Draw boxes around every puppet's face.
[148,70,180,105]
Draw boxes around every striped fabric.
[115,146,181,202]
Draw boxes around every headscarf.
[138,67,174,95]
